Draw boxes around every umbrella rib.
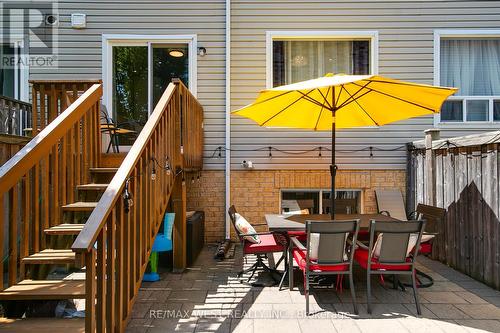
[317,88,333,110]
[314,87,331,130]
[336,81,372,110]
[362,78,456,91]
[260,89,315,126]
[343,87,380,126]
[351,82,438,113]
[243,90,295,108]
[297,91,331,109]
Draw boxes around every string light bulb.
[123,178,133,213]
[165,157,171,176]
[151,164,157,181]
[182,176,186,186]
[197,174,200,182]
[191,176,195,184]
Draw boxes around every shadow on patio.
[127,245,500,333]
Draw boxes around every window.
[103,35,196,148]
[281,189,362,215]
[267,31,377,88]
[112,43,189,145]
[438,35,500,123]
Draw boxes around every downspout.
[224,0,231,239]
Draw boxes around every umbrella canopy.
[232,73,457,217]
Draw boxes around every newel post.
[424,128,440,206]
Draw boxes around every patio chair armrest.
[251,223,268,227]
[242,231,272,237]
[289,236,306,251]
[423,231,439,236]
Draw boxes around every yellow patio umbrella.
[233,73,457,218]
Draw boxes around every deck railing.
[0,95,32,136]
[72,80,202,332]
[175,79,204,170]
[0,84,102,289]
[30,80,102,136]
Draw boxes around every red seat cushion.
[354,248,411,271]
[419,242,433,254]
[293,249,349,272]
[287,230,306,242]
[243,233,285,254]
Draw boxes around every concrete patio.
[127,245,500,333]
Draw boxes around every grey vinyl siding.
[230,0,500,170]
[28,0,226,169]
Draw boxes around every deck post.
[424,128,440,206]
[172,175,187,272]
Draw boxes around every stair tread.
[89,167,118,173]
[76,183,109,190]
[22,249,75,264]
[45,224,85,235]
[61,201,98,211]
[0,279,85,300]
[0,318,84,332]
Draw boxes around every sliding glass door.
[111,42,189,146]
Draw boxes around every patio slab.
[127,245,500,333]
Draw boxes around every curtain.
[273,40,369,87]
[441,39,500,96]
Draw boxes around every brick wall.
[186,169,406,242]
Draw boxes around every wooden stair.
[0,280,85,300]
[0,167,117,325]
[21,249,76,265]
[0,318,84,333]
[44,224,85,235]
[61,201,98,211]
[76,183,109,191]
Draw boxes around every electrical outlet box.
[71,13,86,29]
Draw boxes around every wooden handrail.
[0,83,102,292]
[71,79,202,332]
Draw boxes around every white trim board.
[265,30,379,89]
[102,34,198,121]
[433,29,500,127]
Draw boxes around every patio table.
[265,213,400,232]
[264,213,434,291]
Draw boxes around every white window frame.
[434,29,500,127]
[279,188,364,214]
[2,38,29,102]
[102,34,197,121]
[265,30,379,89]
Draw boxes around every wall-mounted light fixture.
[169,49,185,58]
[197,47,207,57]
[241,160,254,169]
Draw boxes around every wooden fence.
[408,131,500,290]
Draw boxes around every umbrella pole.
[330,111,336,219]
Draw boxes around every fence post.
[424,128,440,206]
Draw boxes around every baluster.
[106,212,116,332]
[96,227,106,332]
[85,248,97,332]
[8,185,18,285]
